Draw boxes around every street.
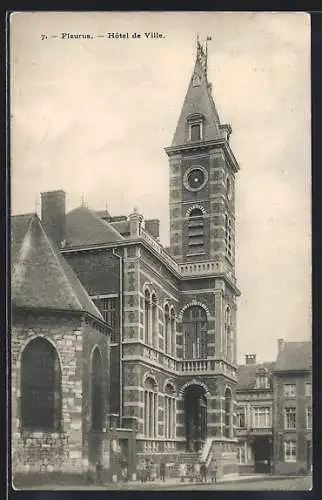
[24,475,312,491]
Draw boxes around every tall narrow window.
[225,214,233,261]
[93,297,119,343]
[144,377,158,438]
[183,306,208,359]
[284,407,296,430]
[144,289,151,344]
[225,306,232,362]
[188,208,204,255]
[164,383,176,439]
[284,441,297,462]
[170,308,176,356]
[236,407,246,428]
[164,304,171,354]
[151,294,158,347]
[21,337,62,431]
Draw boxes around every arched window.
[170,308,176,357]
[188,208,204,254]
[21,337,62,431]
[225,306,232,362]
[224,387,233,438]
[144,289,151,344]
[144,377,158,438]
[164,383,176,439]
[164,304,171,354]
[151,294,158,347]
[182,306,208,359]
[225,214,233,261]
[91,347,104,431]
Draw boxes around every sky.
[10,12,311,363]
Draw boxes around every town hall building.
[14,39,294,485]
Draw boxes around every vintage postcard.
[10,11,311,491]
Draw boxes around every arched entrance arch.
[183,383,207,452]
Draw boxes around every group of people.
[179,461,218,483]
[137,459,158,482]
[137,459,218,484]
[92,458,218,484]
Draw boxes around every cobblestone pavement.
[26,475,312,491]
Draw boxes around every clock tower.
[165,40,239,270]
[166,39,241,459]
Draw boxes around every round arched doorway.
[183,384,207,452]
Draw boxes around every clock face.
[187,169,205,189]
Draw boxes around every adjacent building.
[236,355,274,474]
[235,341,312,476]
[272,340,312,475]
[11,214,112,482]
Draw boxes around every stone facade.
[12,310,110,483]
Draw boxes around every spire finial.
[196,35,211,79]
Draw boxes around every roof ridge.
[11,214,36,296]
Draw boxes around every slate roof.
[11,213,104,322]
[110,220,130,237]
[237,362,275,391]
[65,206,124,247]
[171,57,222,147]
[274,341,312,372]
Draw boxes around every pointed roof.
[65,206,124,248]
[11,214,104,322]
[274,341,312,372]
[171,54,222,147]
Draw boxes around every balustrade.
[141,439,177,453]
[140,229,179,272]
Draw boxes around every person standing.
[160,461,166,481]
[179,462,187,483]
[95,461,103,485]
[194,462,200,482]
[200,462,207,483]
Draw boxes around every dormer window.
[191,124,201,141]
[255,368,269,389]
[187,114,204,142]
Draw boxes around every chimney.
[145,219,160,240]
[245,354,256,365]
[278,338,285,353]
[41,190,66,248]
